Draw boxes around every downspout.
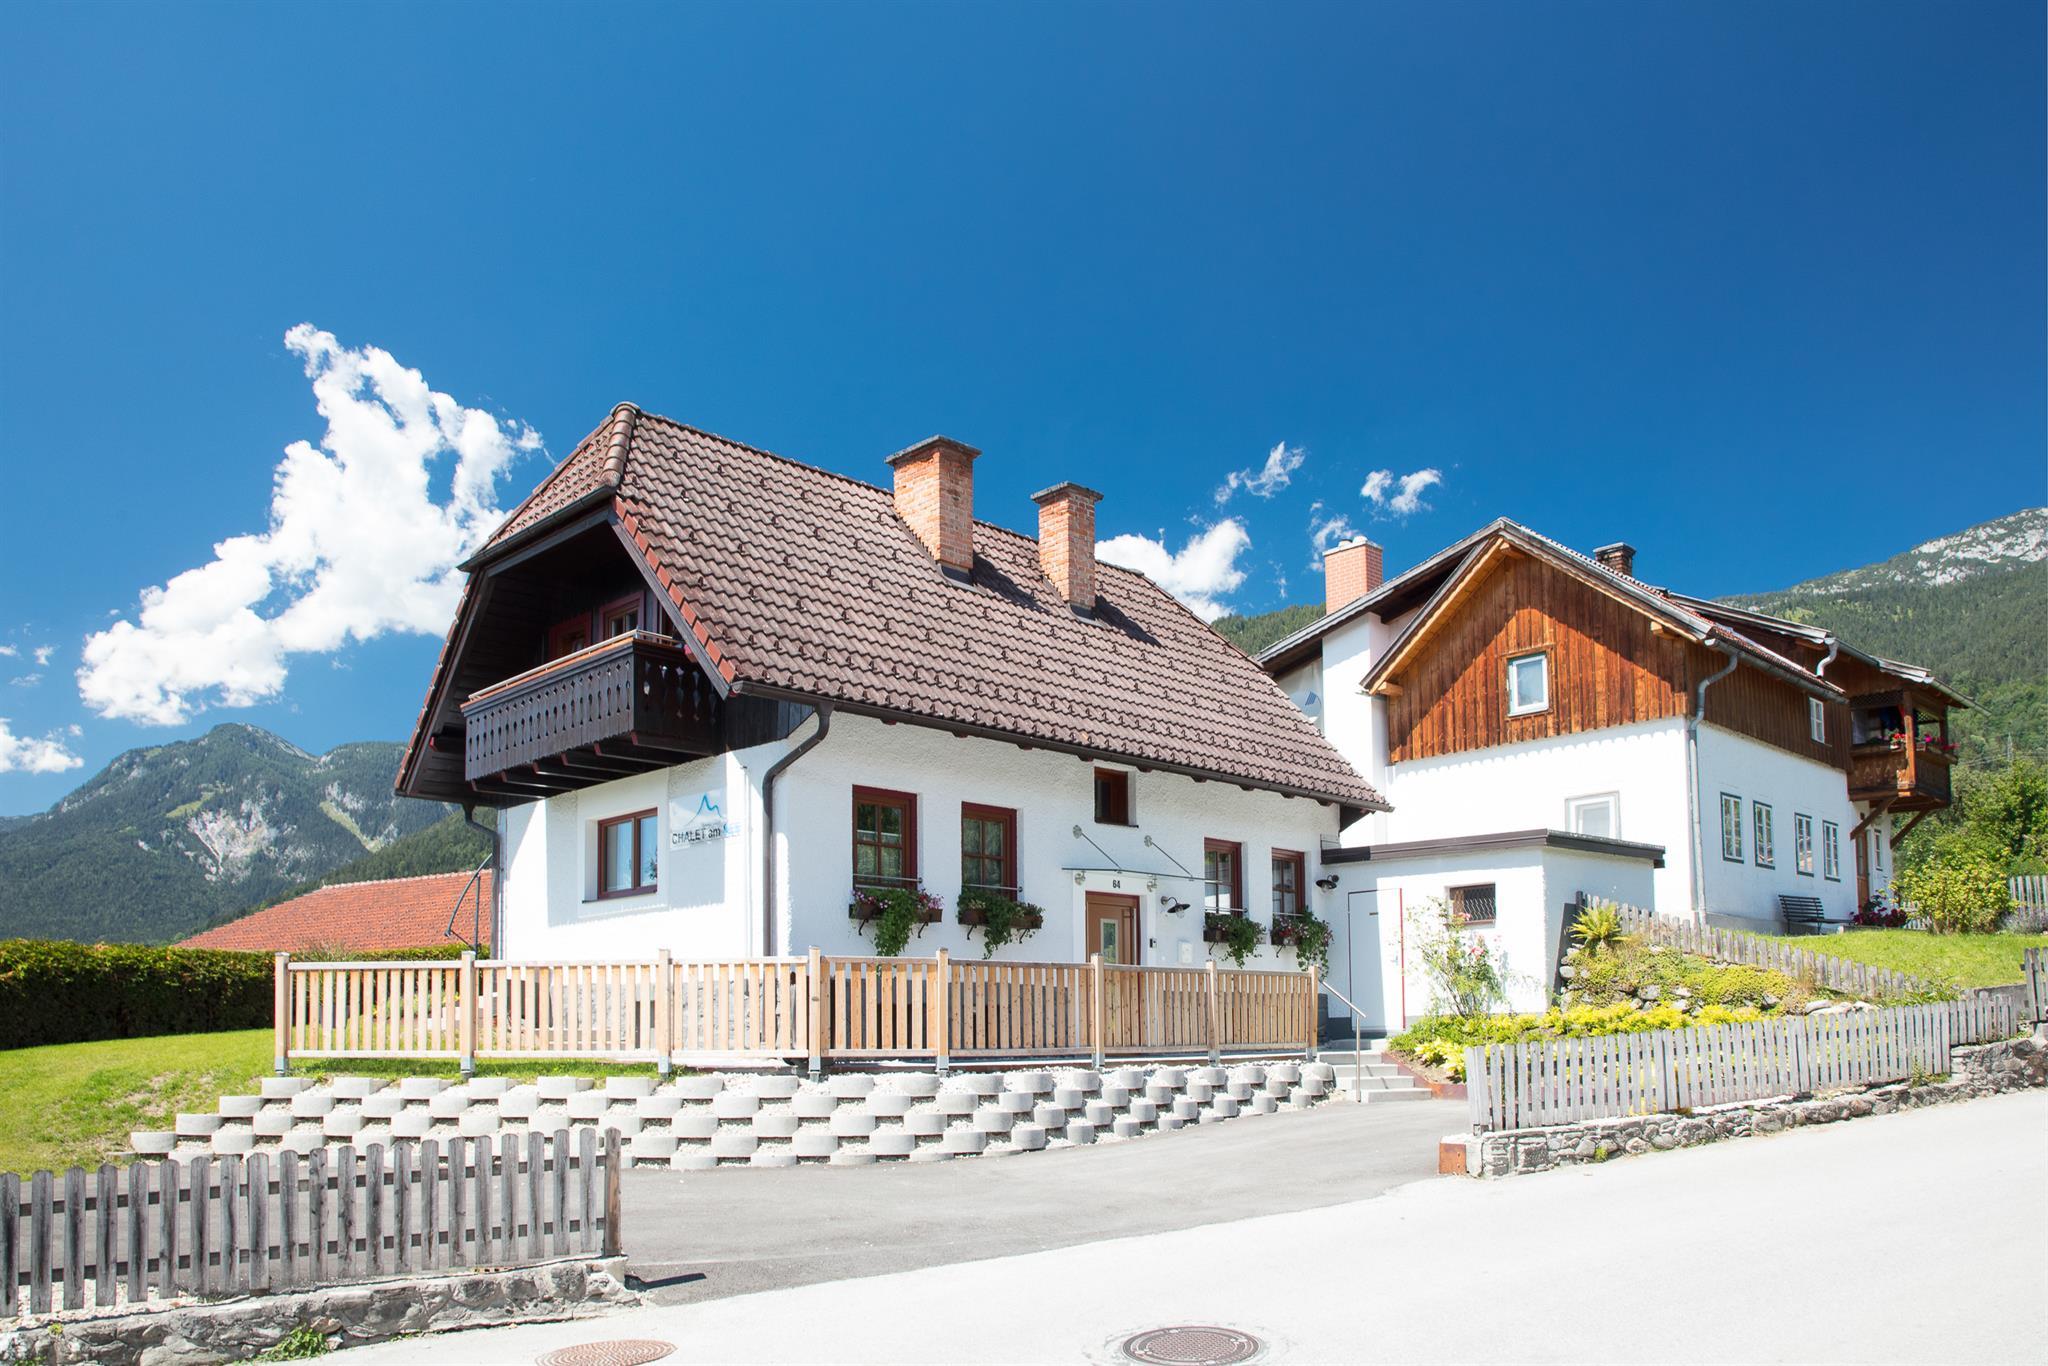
[760,703,833,956]
[1687,643,1742,924]
[461,805,499,954]
[1814,636,1841,679]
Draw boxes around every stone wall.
[0,1256,633,1366]
[136,1061,1338,1171]
[1448,1033,2047,1180]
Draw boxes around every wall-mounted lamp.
[1159,895,1191,915]
[1314,875,1339,892]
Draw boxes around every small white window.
[1567,793,1619,839]
[1754,803,1775,869]
[1808,698,1826,744]
[1507,652,1549,716]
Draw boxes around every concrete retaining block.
[397,1077,449,1100]
[629,1134,679,1160]
[946,1073,1002,1098]
[565,1093,609,1121]
[1033,1103,1067,1128]
[1157,1113,1187,1132]
[996,1091,1035,1114]
[867,1131,917,1158]
[251,1111,293,1138]
[1064,1119,1097,1145]
[1266,1063,1301,1086]
[792,1131,839,1159]
[904,1109,949,1137]
[602,1113,644,1138]
[496,1090,540,1122]
[282,1128,327,1154]
[1126,1099,1159,1123]
[1098,1085,1132,1108]
[886,1072,944,1097]
[1250,1093,1279,1115]
[321,1112,365,1138]
[1303,1061,1336,1084]
[604,1076,657,1098]
[326,1078,387,1100]
[1111,1117,1145,1139]
[1051,1087,1089,1110]
[358,1092,406,1120]
[1184,1081,1215,1103]
[711,1092,761,1119]
[906,1148,954,1164]
[791,1093,838,1119]
[669,1151,719,1172]
[389,1112,433,1139]
[1226,1080,1257,1101]
[424,1092,469,1119]
[750,1150,799,1169]
[175,1113,223,1137]
[673,1077,725,1099]
[864,1091,915,1118]
[131,1132,176,1155]
[753,1113,801,1139]
[533,1077,591,1100]
[1144,1083,1179,1105]
[1004,1071,1055,1094]
[1297,1075,1329,1098]
[635,1094,684,1118]
[217,1095,265,1118]
[1172,1098,1203,1122]
[1190,1066,1228,1086]
[829,1110,879,1137]
[933,1091,979,1117]
[1008,1123,1048,1151]
[748,1074,802,1099]
[971,1109,1014,1135]
[709,1131,758,1158]
[940,1129,987,1155]
[828,1150,878,1166]
[826,1074,875,1098]
[1054,1069,1102,1092]
[259,1078,312,1099]
[1107,1067,1147,1089]
[671,1113,719,1140]
[1210,1096,1241,1119]
[1151,1067,1187,1088]
[1083,1100,1115,1126]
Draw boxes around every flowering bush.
[1852,898,1911,929]
[850,884,943,956]
[1392,1001,1771,1080]
[1407,897,1510,1018]
[955,890,1044,959]
[1269,911,1333,975]
[1204,911,1263,967]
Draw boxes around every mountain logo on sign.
[675,791,735,845]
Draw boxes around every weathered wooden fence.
[2,1129,621,1321]
[1465,996,2023,1132]
[2026,948,2047,1024]
[1607,901,1931,999]
[278,951,1315,1072]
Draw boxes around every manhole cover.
[1121,1325,1263,1366]
[535,1341,677,1366]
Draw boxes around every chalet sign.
[671,789,736,846]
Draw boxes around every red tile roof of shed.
[447,406,1385,810]
[177,872,488,953]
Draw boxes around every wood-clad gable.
[1381,547,1847,770]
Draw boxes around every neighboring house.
[177,871,490,953]
[397,405,1385,971]
[1259,522,1963,1030]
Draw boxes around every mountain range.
[0,726,481,945]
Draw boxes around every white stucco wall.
[1695,723,1860,925]
[495,712,1346,972]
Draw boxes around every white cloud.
[1215,441,1306,506]
[32,646,54,667]
[1098,520,1252,621]
[0,646,14,658]
[1309,505,1362,558]
[0,718,82,773]
[77,325,541,726]
[1360,467,1443,519]
[10,674,41,689]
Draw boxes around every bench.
[1778,894,1830,936]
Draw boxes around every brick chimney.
[1594,542,1637,578]
[1032,482,1103,611]
[887,436,980,575]
[1323,536,1384,613]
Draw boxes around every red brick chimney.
[886,436,980,575]
[1323,536,1384,613]
[1032,482,1103,611]
[1594,542,1637,578]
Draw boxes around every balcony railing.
[461,631,719,787]
[1849,737,1953,811]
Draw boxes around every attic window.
[600,592,644,639]
[1507,651,1549,717]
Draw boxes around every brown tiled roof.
[468,408,1384,809]
[177,872,489,953]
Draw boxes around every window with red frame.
[597,809,659,897]
[853,787,917,889]
[1203,838,1244,912]
[1271,849,1306,919]
[961,803,1018,893]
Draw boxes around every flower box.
[957,905,1044,930]
[1202,911,1252,944]
[848,896,943,924]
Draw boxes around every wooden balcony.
[460,631,720,796]
[1848,737,1953,813]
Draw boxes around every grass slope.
[1764,930,2048,989]
[0,1030,665,1176]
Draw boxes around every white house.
[1259,523,1964,1034]
[397,406,1387,980]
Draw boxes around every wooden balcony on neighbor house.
[1848,735,1953,812]
[459,630,720,796]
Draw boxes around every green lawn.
[1766,929,2048,990]
[0,1030,666,1177]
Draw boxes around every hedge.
[0,939,477,1051]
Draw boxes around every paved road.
[622,1097,1463,1303]
[342,1091,2047,1364]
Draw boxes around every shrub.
[1391,1000,1772,1081]
[1269,911,1333,975]
[852,885,942,957]
[1408,897,1510,1017]
[1205,912,1263,967]
[0,940,272,1049]
[1563,934,1812,1011]
[1569,901,1624,950]
[955,890,1044,959]
[1895,837,2010,934]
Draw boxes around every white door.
[1343,888,1395,1035]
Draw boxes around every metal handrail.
[1314,977,1369,1104]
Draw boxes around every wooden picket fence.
[2026,948,2047,1024]
[1465,995,2023,1132]
[2,1129,621,1321]
[1606,901,1930,999]
[277,951,1315,1072]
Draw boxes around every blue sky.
[0,2,2042,813]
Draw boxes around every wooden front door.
[1854,832,1871,908]
[1086,893,1139,964]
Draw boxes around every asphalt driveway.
[620,1097,1464,1303]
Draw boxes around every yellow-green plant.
[1570,901,1624,950]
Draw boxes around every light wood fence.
[1465,996,2023,1132]
[2026,948,2047,1024]
[3,1129,621,1321]
[1607,901,1931,999]
[277,951,1315,1072]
